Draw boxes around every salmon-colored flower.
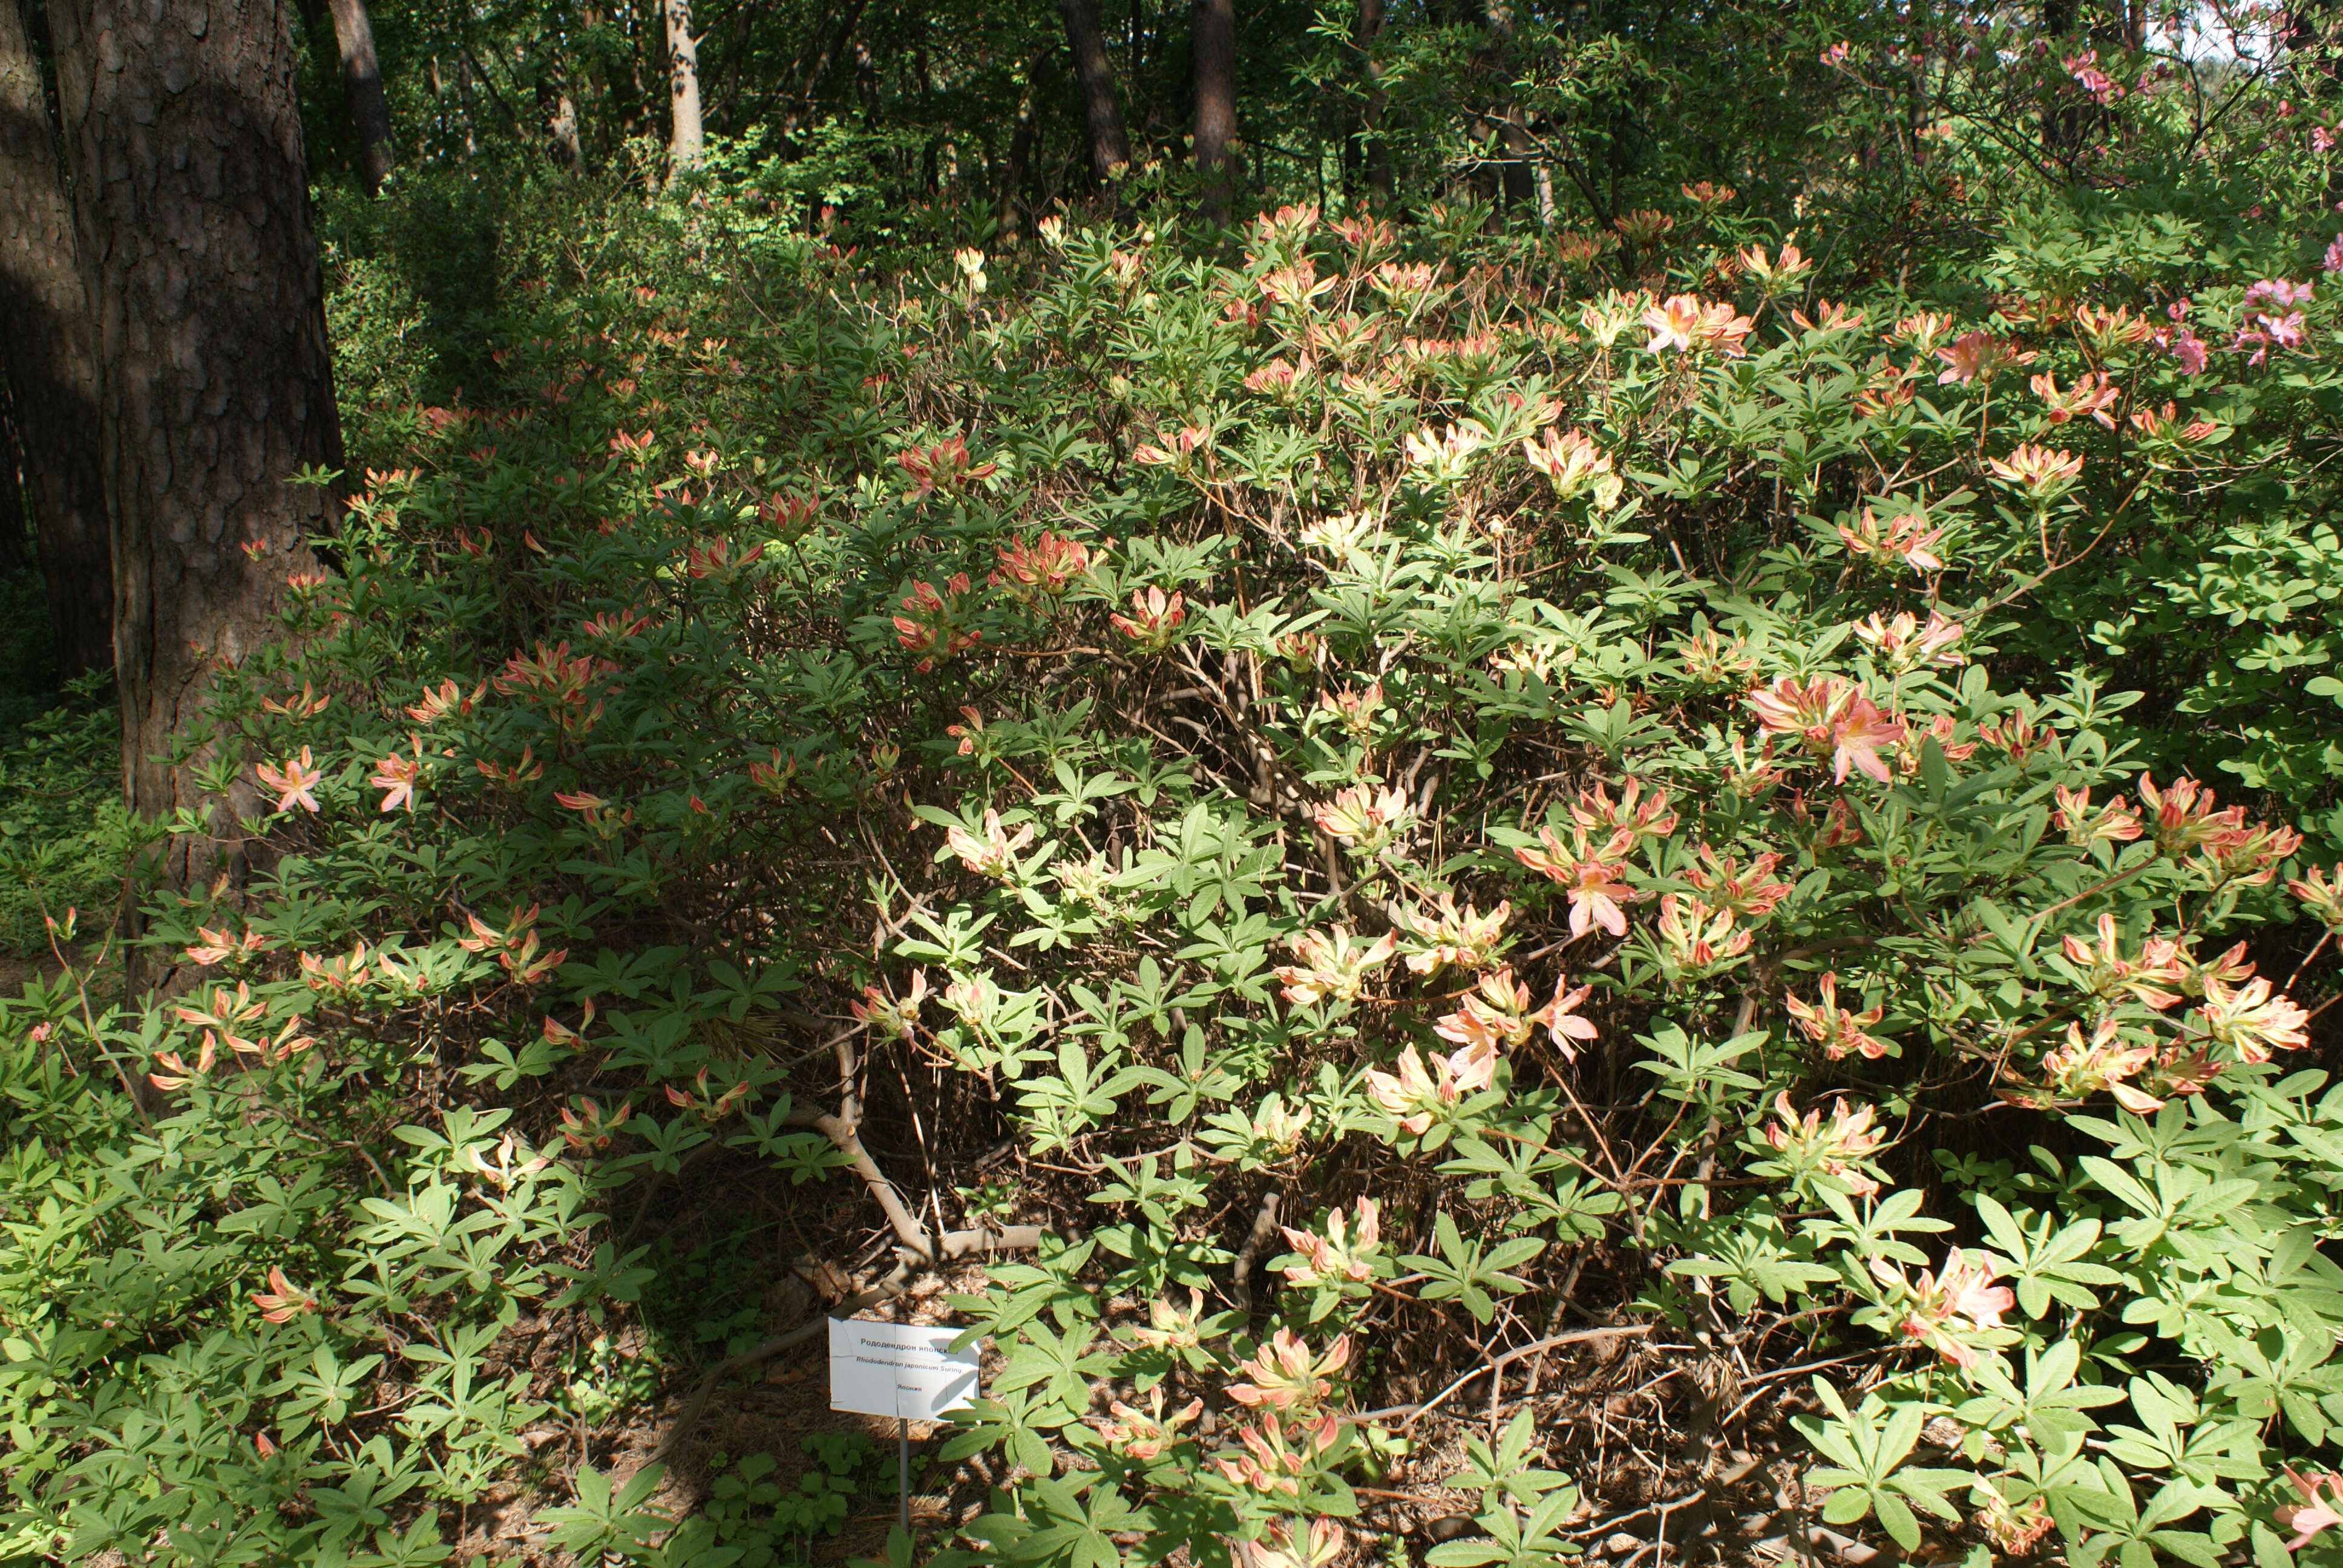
[1784,971,1889,1059]
[1985,442,2084,501]
[850,971,929,1038]
[1854,610,1965,670]
[1274,927,1397,1006]
[185,926,266,966]
[2034,1018,2164,1113]
[1110,586,1188,650]
[251,1266,317,1323]
[256,746,325,814]
[1228,1329,1351,1413]
[1765,1091,1889,1196]
[1314,783,1412,853]
[945,809,1036,879]
[1401,894,1510,975]
[1513,825,1640,938]
[2277,1468,2343,1551]
[1279,1200,1381,1288]
[1837,507,1948,574]
[1094,1390,1205,1460]
[2059,913,2186,1010]
[1684,844,1791,918]
[2192,975,2310,1063]
[1655,893,1751,970]
[369,742,423,813]
[1870,1247,2016,1369]
[2053,785,2145,846]
[1434,967,1540,1051]
[1527,975,1599,1057]
[1366,1039,1498,1133]
[1935,330,2036,385]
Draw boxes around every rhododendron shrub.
[8,187,2343,1568]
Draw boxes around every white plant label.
[827,1318,980,1420]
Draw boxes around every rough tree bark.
[0,0,113,679]
[664,0,703,174]
[1057,0,1132,181]
[45,0,341,958]
[325,0,393,192]
[1191,0,1236,221]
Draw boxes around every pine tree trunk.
[0,0,113,681]
[1058,0,1132,181]
[664,0,704,173]
[45,0,341,949]
[326,0,393,192]
[1191,0,1236,221]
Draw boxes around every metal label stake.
[899,1417,911,1534]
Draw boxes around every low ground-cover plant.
[7,176,2343,1568]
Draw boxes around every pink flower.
[1935,330,2036,385]
[1830,697,1907,783]
[2278,1468,2343,1551]
[1784,971,1889,1059]
[1512,825,1641,938]
[1529,976,1599,1057]
[1985,442,2085,500]
[2327,235,2343,275]
[2163,327,2209,374]
[1837,507,1948,574]
[945,809,1036,879]
[1110,586,1187,650]
[369,743,422,813]
[1871,1247,2016,1370]
[255,747,325,814]
[1365,1040,1499,1133]
[1642,294,1700,353]
[1548,848,1634,936]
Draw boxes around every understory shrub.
[9,177,2343,1568]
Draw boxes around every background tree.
[0,0,111,681]
[1191,0,1236,218]
[1058,0,1132,180]
[667,0,704,171]
[45,0,341,958]
[324,0,394,192]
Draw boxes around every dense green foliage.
[15,1,2343,1565]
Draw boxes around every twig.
[1362,1324,1655,1425]
[1228,1191,1282,1315]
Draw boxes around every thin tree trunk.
[0,0,112,680]
[774,0,871,136]
[325,0,393,192]
[664,0,704,173]
[995,53,1047,242]
[457,53,480,154]
[1353,0,1392,206]
[1483,0,1534,214]
[45,0,341,972]
[539,60,585,168]
[1191,0,1236,221]
[1058,0,1132,180]
[0,377,28,579]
